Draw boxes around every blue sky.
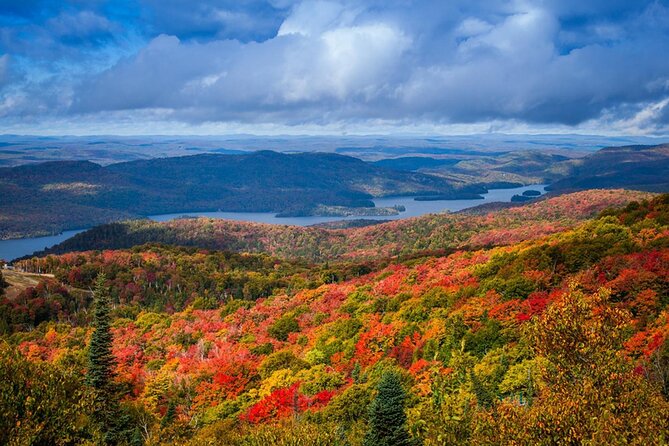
[0,0,668,135]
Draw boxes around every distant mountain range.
[0,151,482,239]
[1,133,665,167]
[1,143,667,241]
[547,143,669,192]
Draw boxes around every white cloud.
[2,0,669,135]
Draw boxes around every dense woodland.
[2,143,669,240]
[0,151,483,240]
[1,189,668,444]
[33,189,650,262]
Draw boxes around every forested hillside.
[1,191,668,444]
[38,189,651,261]
[0,151,482,240]
[379,144,669,193]
[3,143,668,241]
[548,143,669,192]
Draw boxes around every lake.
[0,184,546,261]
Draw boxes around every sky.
[0,0,668,136]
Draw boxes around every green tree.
[364,372,414,446]
[88,273,121,444]
[268,314,300,341]
[0,343,95,445]
[88,273,115,389]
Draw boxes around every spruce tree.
[88,273,115,390]
[364,371,414,446]
[87,273,120,444]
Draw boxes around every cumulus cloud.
[1,0,669,134]
[73,3,411,122]
[46,11,118,44]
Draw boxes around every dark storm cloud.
[2,0,669,133]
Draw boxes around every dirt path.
[1,269,91,300]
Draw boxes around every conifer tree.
[88,273,115,390]
[364,371,414,446]
[88,273,120,444]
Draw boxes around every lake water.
[0,184,546,261]
[0,229,86,263]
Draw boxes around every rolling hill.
[379,144,669,193]
[30,189,650,262]
[3,191,668,444]
[0,151,483,240]
[547,143,669,192]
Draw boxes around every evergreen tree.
[364,371,414,446]
[88,273,121,444]
[88,273,115,390]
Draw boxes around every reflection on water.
[0,184,546,261]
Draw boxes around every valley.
[2,141,669,243]
[3,2,669,444]
[0,183,546,262]
[2,189,668,444]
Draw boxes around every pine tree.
[364,371,414,446]
[87,273,120,444]
[88,273,115,390]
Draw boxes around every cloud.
[1,0,669,134]
[46,11,118,45]
[138,0,290,42]
[73,4,411,121]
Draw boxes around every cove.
[0,184,546,262]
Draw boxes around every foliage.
[2,191,669,444]
[268,314,300,341]
[473,286,669,445]
[30,189,651,262]
[0,342,95,445]
[364,371,415,446]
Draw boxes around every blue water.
[149,184,547,224]
[0,229,86,262]
[0,184,546,261]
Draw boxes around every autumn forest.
[4,0,669,443]
[1,189,669,445]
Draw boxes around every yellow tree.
[474,284,669,445]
